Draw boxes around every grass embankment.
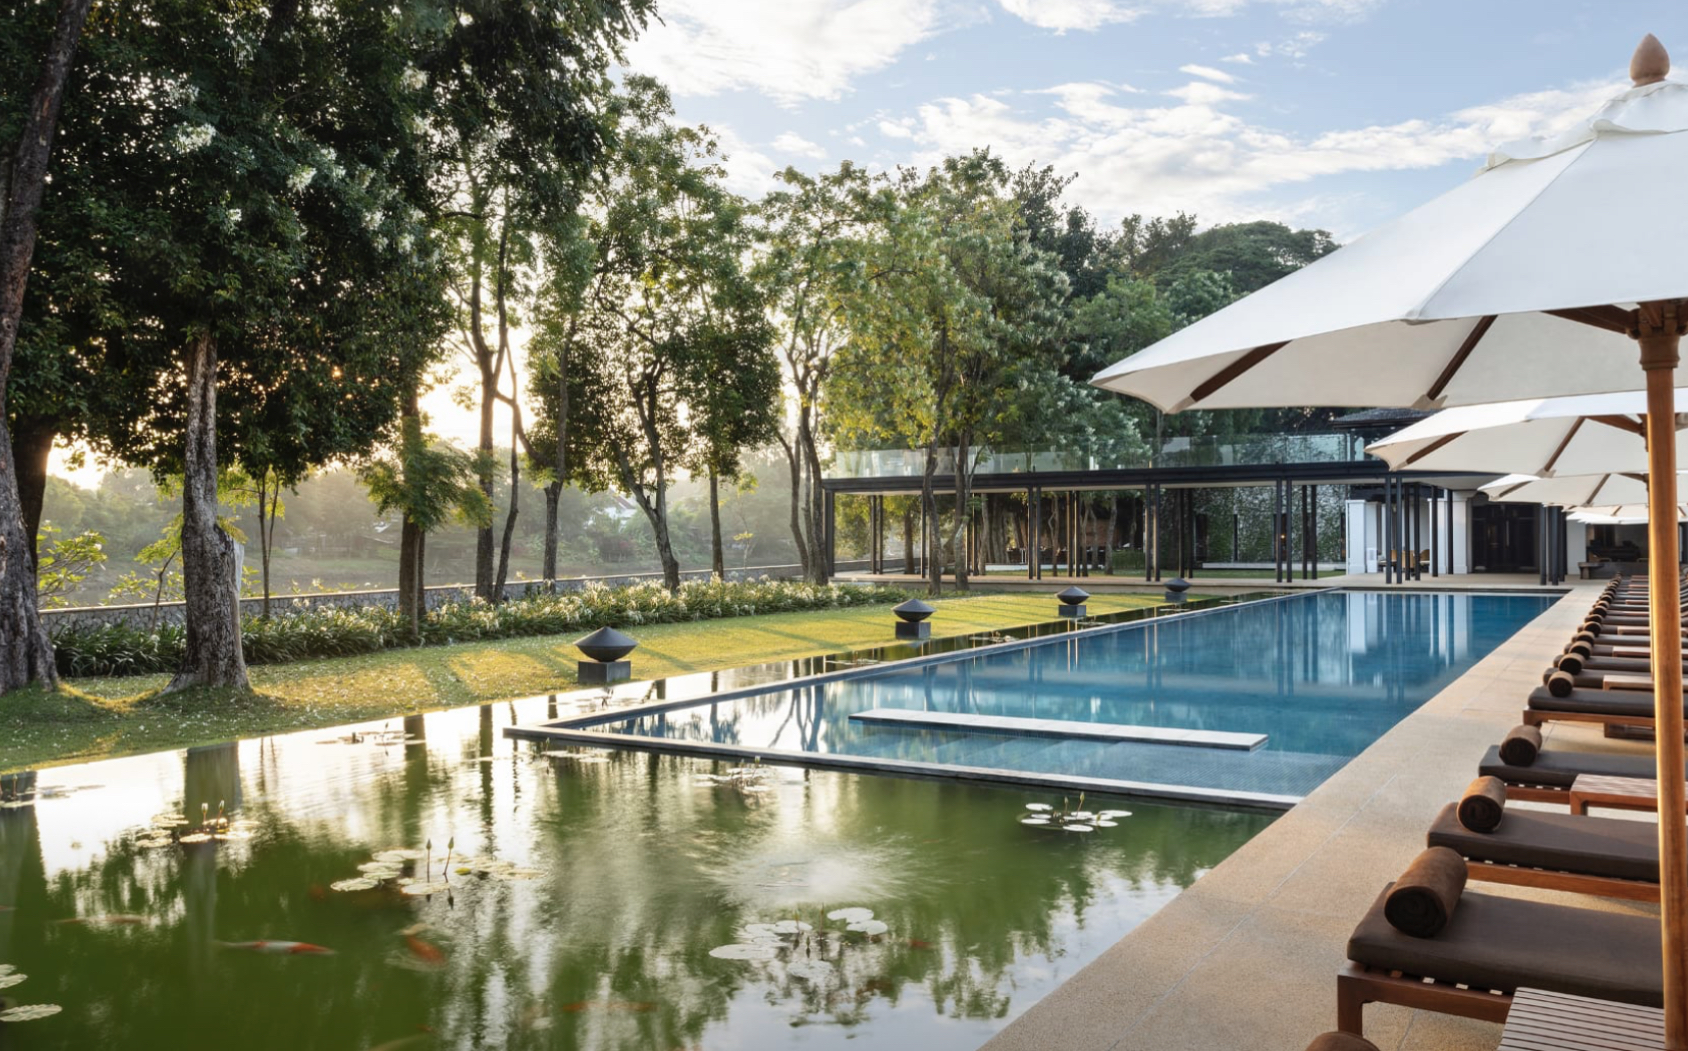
[1,591,1164,773]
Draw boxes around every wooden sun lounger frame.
[1453,855,1659,902]
[1337,962,1511,1035]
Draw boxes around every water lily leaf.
[787,959,835,981]
[826,907,874,923]
[1094,820,1119,828]
[1020,817,1050,825]
[741,923,779,938]
[331,878,380,892]
[0,973,26,989]
[177,833,212,844]
[0,1005,59,1022]
[358,862,404,876]
[1061,824,1094,833]
[709,944,779,961]
[846,920,889,936]
[1024,803,1053,812]
[0,801,35,809]
[401,881,451,896]
[1069,811,1096,820]
[769,920,811,934]
[1099,810,1132,819]
[0,965,14,976]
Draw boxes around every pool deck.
[839,570,1562,593]
[980,579,1657,1051]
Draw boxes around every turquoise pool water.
[570,591,1555,801]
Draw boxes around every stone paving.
[980,580,1660,1051]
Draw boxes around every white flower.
[225,207,243,226]
[409,115,429,137]
[286,165,315,193]
[400,66,426,91]
[363,208,385,231]
[173,123,216,153]
[397,233,414,254]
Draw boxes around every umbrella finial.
[1631,33,1670,86]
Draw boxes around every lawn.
[0,590,1166,773]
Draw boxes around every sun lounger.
[1476,743,1675,802]
[1425,801,1660,900]
[1339,879,1663,1035]
[1524,685,1681,732]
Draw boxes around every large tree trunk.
[12,416,54,570]
[796,408,827,585]
[398,517,423,643]
[0,0,91,694]
[474,364,495,600]
[921,440,941,597]
[708,466,725,582]
[542,481,561,584]
[492,424,518,603]
[167,333,248,693]
[778,432,810,579]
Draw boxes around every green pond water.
[0,696,1273,1050]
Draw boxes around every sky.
[47,0,1688,486]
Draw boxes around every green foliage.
[34,524,107,608]
[52,579,913,678]
[1110,549,1146,572]
[359,415,492,533]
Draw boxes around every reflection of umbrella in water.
[1091,35,1688,1039]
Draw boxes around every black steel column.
[1538,504,1548,586]
[824,490,837,578]
[1310,484,1319,580]
[1142,486,1152,583]
[1152,484,1162,583]
[1446,488,1456,577]
[1430,487,1439,577]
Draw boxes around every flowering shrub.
[53,579,912,679]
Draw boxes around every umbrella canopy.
[1479,471,1658,507]
[1367,389,1688,475]
[1093,35,1688,1043]
[1569,505,1688,523]
[1092,51,1688,413]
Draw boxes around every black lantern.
[576,626,637,683]
[892,599,935,640]
[1056,586,1089,618]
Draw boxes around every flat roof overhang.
[819,460,1495,496]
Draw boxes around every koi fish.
[558,1001,658,1014]
[905,938,936,950]
[217,940,335,955]
[403,934,446,967]
[54,914,148,927]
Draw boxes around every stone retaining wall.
[41,560,872,636]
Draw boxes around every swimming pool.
[517,591,1556,806]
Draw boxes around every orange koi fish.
[404,934,446,967]
[217,940,336,955]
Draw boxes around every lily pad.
[787,959,836,981]
[1099,810,1132,819]
[177,833,212,844]
[0,972,25,989]
[331,878,380,892]
[826,907,875,923]
[1061,824,1094,833]
[769,919,812,934]
[374,849,424,862]
[709,943,779,961]
[401,880,451,896]
[846,919,889,936]
[1069,811,1096,819]
[1024,803,1053,812]
[1094,819,1119,828]
[358,862,404,876]
[1020,816,1050,825]
[0,1004,60,1022]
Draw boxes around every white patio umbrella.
[1367,389,1688,475]
[1091,35,1688,1040]
[1480,471,1656,507]
[1570,506,1688,523]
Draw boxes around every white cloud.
[773,131,828,159]
[873,75,1620,233]
[1221,52,1254,64]
[878,118,916,139]
[710,126,781,199]
[1179,64,1238,83]
[997,0,1142,32]
[1254,30,1328,60]
[624,0,947,105]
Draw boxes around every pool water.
[0,698,1272,1050]
[573,591,1555,801]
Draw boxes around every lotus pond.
[0,696,1272,1050]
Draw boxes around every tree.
[360,407,491,643]
[426,0,652,602]
[689,321,782,581]
[831,151,1068,595]
[1144,219,1337,295]
[0,0,93,691]
[753,163,875,584]
[556,79,780,593]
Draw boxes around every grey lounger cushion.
[1478,745,1666,789]
[1347,885,1663,1005]
[1527,686,1673,716]
[1426,802,1658,882]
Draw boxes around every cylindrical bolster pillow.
[1457,775,1506,832]
[1581,620,1603,636]
[1574,631,1597,646]
[1546,670,1576,697]
[1556,651,1585,674]
[1384,846,1467,938]
[1567,640,1593,658]
[1498,724,1543,766]
[1304,1034,1382,1051]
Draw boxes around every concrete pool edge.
[977,581,1642,1051]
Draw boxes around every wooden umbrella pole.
[1638,298,1688,1049]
